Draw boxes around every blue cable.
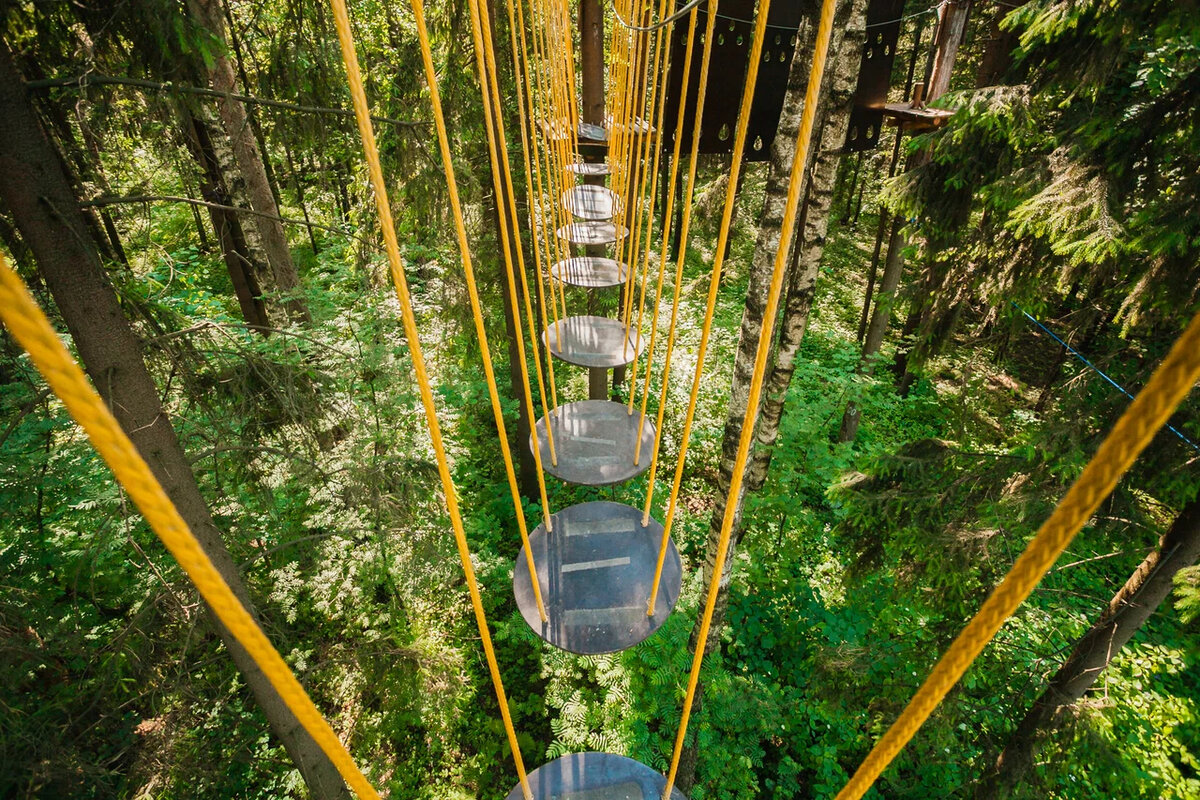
[1011,301,1199,452]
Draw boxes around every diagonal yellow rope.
[623,0,676,417]
[331,0,549,614]
[0,254,383,800]
[328,1,533,796]
[661,0,801,794]
[835,309,1200,798]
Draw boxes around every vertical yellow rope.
[617,0,652,339]
[504,0,560,414]
[625,0,676,422]
[328,2,533,797]
[632,3,706,471]
[663,1,828,796]
[528,0,570,334]
[466,0,560,478]
[0,254,384,800]
[645,0,720,606]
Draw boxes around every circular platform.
[551,256,629,288]
[565,161,610,176]
[605,114,657,136]
[556,221,628,246]
[506,752,689,800]
[563,185,622,221]
[532,400,655,486]
[543,315,643,369]
[513,501,682,655]
[578,121,609,142]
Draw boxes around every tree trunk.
[180,109,272,331]
[186,0,310,324]
[579,0,605,127]
[974,0,1028,88]
[979,497,1200,799]
[838,215,905,442]
[698,0,865,643]
[842,2,973,424]
[0,44,351,800]
[697,0,864,653]
[927,0,973,101]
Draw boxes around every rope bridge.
[1,0,1198,798]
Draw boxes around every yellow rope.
[528,0,571,332]
[466,0,561,478]
[503,0,561,414]
[835,311,1200,798]
[0,254,383,800]
[634,1,708,495]
[618,0,653,339]
[328,2,533,796]
[662,0,801,793]
[645,0,721,611]
[625,0,679,422]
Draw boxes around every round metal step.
[513,501,682,655]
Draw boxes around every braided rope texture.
[836,309,1200,800]
[0,257,382,800]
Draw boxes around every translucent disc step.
[562,185,622,221]
[506,752,688,800]
[556,221,628,246]
[513,501,682,654]
[532,400,655,486]
[543,315,643,369]
[565,161,610,176]
[551,256,629,288]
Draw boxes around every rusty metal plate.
[532,400,655,486]
[556,221,629,246]
[844,0,906,151]
[505,752,690,800]
[563,185,623,220]
[661,0,805,161]
[551,257,630,288]
[543,315,643,369]
[513,501,682,655]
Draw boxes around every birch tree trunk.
[693,0,866,655]
[673,4,867,791]
[180,108,272,331]
[0,45,350,800]
[186,0,311,324]
[979,497,1200,799]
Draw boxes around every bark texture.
[187,0,310,323]
[980,497,1200,799]
[0,44,349,800]
[181,107,272,330]
[694,0,867,655]
[839,0,973,436]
